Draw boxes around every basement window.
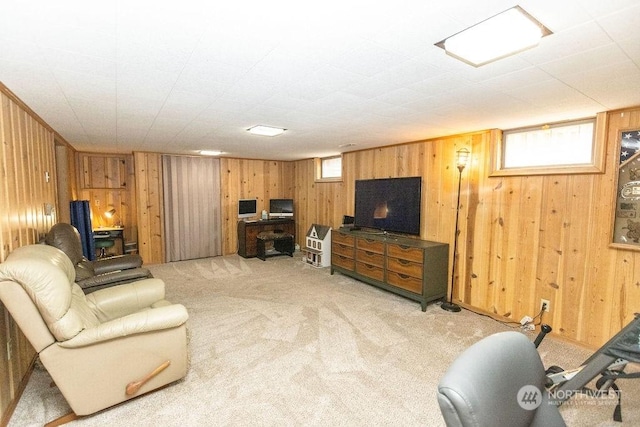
[315,155,342,182]
[491,115,606,176]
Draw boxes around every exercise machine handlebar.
[534,324,552,348]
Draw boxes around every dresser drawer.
[333,254,355,271]
[356,262,384,281]
[387,244,424,263]
[333,231,355,247]
[356,238,384,254]
[387,257,423,279]
[387,270,422,294]
[333,242,354,258]
[356,249,384,268]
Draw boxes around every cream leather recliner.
[0,244,189,422]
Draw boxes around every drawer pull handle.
[398,259,411,265]
[398,273,410,279]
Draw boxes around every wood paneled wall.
[133,152,165,264]
[292,110,640,349]
[132,114,636,350]
[77,152,138,254]
[220,158,295,254]
[0,85,58,425]
[460,110,640,348]
[133,155,296,261]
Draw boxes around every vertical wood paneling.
[220,158,295,255]
[76,153,137,255]
[291,113,640,350]
[0,86,57,424]
[133,152,164,264]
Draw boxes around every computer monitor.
[238,199,257,219]
[269,199,293,218]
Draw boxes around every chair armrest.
[59,304,189,348]
[93,254,143,274]
[77,268,152,292]
[86,278,166,321]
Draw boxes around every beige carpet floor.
[7,253,640,426]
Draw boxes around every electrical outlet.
[95,199,100,207]
[540,299,550,313]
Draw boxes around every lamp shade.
[456,148,470,171]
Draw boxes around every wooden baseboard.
[454,300,599,352]
[0,355,37,427]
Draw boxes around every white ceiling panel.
[0,0,638,160]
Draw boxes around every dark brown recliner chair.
[45,223,152,294]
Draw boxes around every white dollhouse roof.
[306,224,331,240]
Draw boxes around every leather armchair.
[0,244,189,421]
[45,222,152,293]
[437,331,565,427]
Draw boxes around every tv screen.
[354,177,422,235]
[269,199,294,218]
[238,199,257,219]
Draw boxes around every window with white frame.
[491,117,605,176]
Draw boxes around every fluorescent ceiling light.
[435,6,552,67]
[247,125,286,137]
[199,150,223,156]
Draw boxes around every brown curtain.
[162,155,222,262]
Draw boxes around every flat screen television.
[354,177,422,235]
[238,199,258,219]
[269,199,294,218]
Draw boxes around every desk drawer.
[356,262,384,281]
[356,238,384,254]
[387,244,423,263]
[387,271,422,294]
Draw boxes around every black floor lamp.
[442,147,470,313]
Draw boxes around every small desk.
[93,227,125,256]
[237,219,295,258]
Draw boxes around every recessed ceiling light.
[247,125,287,137]
[199,150,223,156]
[435,6,552,67]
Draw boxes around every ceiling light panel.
[436,6,552,67]
[247,125,286,136]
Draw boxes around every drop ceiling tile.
[521,20,614,65]
[116,64,179,102]
[331,40,411,78]
[41,48,116,80]
[518,0,594,30]
[1,1,638,160]
[596,3,640,42]
[577,0,640,18]
[538,43,631,79]
[52,69,116,103]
